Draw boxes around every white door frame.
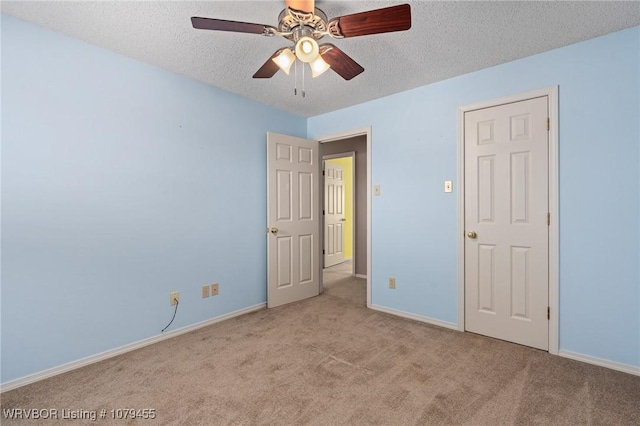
[457,87,559,355]
[323,152,356,273]
[318,127,372,308]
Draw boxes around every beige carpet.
[2,266,639,425]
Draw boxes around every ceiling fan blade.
[253,50,282,79]
[320,44,364,81]
[191,17,269,35]
[329,4,411,38]
[285,0,315,13]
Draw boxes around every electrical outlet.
[374,185,381,196]
[389,278,396,289]
[211,283,219,296]
[202,285,210,298]
[170,291,179,305]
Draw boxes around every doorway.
[322,153,362,304]
[323,154,353,269]
[266,129,371,309]
[319,129,371,308]
[322,156,355,269]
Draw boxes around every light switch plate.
[374,185,381,196]
[444,180,453,193]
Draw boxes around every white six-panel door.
[324,161,345,268]
[267,132,320,308]
[464,96,549,350]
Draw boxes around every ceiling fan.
[191,1,411,81]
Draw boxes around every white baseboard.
[370,304,459,331]
[355,274,367,279]
[0,303,266,393]
[558,350,640,376]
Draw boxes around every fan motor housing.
[278,7,328,41]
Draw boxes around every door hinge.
[322,249,325,255]
[322,170,325,176]
[323,209,325,215]
[547,213,550,225]
[547,118,550,131]
[547,307,550,320]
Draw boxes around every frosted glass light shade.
[310,56,330,78]
[272,49,295,75]
[295,37,319,63]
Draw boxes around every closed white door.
[267,132,320,308]
[324,161,345,268]
[464,96,549,350]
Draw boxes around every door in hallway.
[323,161,345,268]
[464,96,549,350]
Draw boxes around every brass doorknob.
[340,218,346,222]
[269,227,278,234]
[467,231,477,239]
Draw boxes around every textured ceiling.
[3,1,640,117]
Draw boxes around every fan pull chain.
[292,61,306,98]
[302,62,306,98]
[294,60,298,96]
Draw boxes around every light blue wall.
[309,26,640,368]
[1,14,306,383]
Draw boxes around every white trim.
[371,304,459,331]
[559,350,640,377]
[547,86,560,355]
[457,86,560,352]
[355,274,367,279]
[323,152,354,160]
[366,129,371,309]
[457,106,466,331]
[0,303,266,393]
[318,127,372,309]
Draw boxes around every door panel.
[299,234,313,284]
[510,246,530,319]
[267,132,320,308]
[276,171,292,221]
[276,237,292,288]
[477,244,496,314]
[510,152,530,224]
[299,172,313,220]
[464,96,549,350]
[478,155,495,223]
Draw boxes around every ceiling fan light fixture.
[272,48,296,75]
[295,36,319,63]
[310,55,330,78]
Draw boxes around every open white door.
[323,161,345,268]
[267,132,320,308]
